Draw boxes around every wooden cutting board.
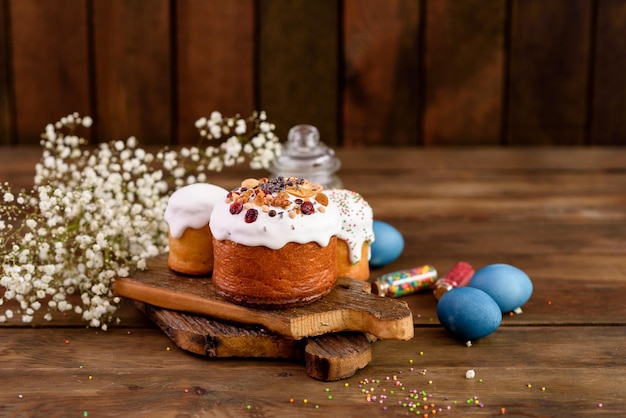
[113,254,414,341]
[136,302,374,381]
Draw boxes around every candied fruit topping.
[244,208,258,223]
[226,176,327,221]
[300,201,315,215]
[230,201,244,214]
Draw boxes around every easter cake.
[164,183,228,276]
[326,189,375,281]
[209,176,341,308]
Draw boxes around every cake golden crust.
[336,240,370,281]
[326,189,375,281]
[167,226,214,276]
[212,237,338,308]
[164,182,227,276]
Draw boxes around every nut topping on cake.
[210,176,341,250]
[315,192,329,206]
[226,177,327,220]
[284,178,323,198]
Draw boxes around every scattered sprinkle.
[281,360,574,415]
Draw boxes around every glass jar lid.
[269,124,341,177]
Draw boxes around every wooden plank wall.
[1,0,626,148]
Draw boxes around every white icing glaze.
[164,183,228,239]
[327,189,375,264]
[209,178,341,249]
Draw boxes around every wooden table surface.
[1,146,625,417]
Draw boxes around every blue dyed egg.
[469,264,533,313]
[369,221,404,268]
[437,287,502,341]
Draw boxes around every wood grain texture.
[92,0,172,145]
[2,148,626,415]
[138,302,372,381]
[0,327,624,415]
[9,0,91,145]
[258,0,339,145]
[506,0,592,145]
[342,0,421,147]
[304,333,372,381]
[176,0,255,145]
[137,301,306,359]
[0,0,11,145]
[113,254,413,341]
[590,0,626,145]
[4,2,626,147]
[423,0,506,146]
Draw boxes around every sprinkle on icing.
[327,189,375,264]
[209,177,341,249]
[164,183,228,238]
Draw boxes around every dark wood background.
[1,0,625,148]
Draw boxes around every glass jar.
[268,124,342,190]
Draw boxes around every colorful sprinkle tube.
[372,265,438,298]
[433,261,475,300]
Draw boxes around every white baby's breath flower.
[210,111,222,122]
[210,123,222,139]
[195,117,207,128]
[251,134,266,148]
[235,119,247,135]
[1,110,279,330]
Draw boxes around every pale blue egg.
[369,221,404,268]
[437,287,502,341]
[469,264,533,313]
